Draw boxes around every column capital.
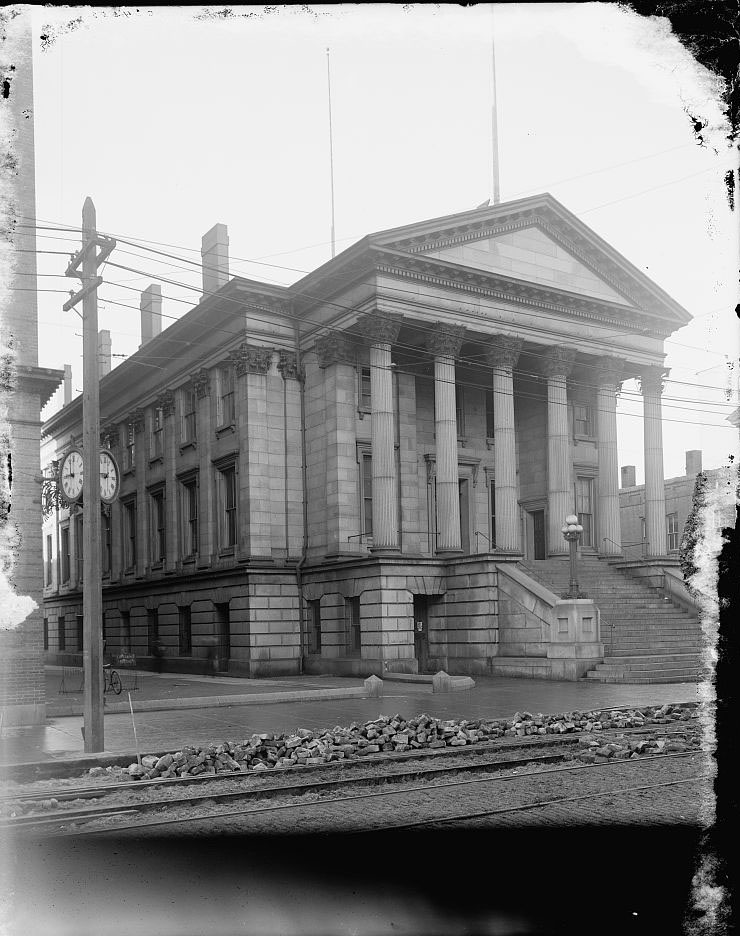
[129,409,145,433]
[316,332,355,368]
[192,368,210,398]
[234,343,272,376]
[594,355,626,389]
[486,334,523,370]
[356,312,403,346]
[542,345,576,378]
[156,389,176,417]
[639,365,669,396]
[277,349,304,381]
[426,323,466,359]
[100,426,118,449]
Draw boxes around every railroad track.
[4,746,708,837]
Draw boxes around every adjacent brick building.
[41,194,692,677]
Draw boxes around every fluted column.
[641,366,668,557]
[428,325,466,553]
[486,335,523,552]
[544,346,576,557]
[357,314,402,551]
[596,357,624,556]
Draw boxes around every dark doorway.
[215,602,231,672]
[532,510,546,560]
[458,479,470,554]
[413,595,430,674]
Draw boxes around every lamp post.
[561,514,585,599]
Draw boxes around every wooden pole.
[81,196,104,752]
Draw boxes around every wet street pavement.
[0,668,703,766]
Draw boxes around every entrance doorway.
[532,510,546,560]
[413,595,430,674]
[458,479,470,554]
[214,602,231,672]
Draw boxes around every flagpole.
[490,5,501,204]
[326,47,336,258]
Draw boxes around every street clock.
[99,449,120,504]
[58,447,84,503]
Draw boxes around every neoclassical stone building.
[41,194,691,677]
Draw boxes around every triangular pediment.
[420,225,634,307]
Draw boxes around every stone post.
[486,335,523,552]
[357,314,402,552]
[192,369,213,565]
[544,346,576,557]
[641,366,668,557]
[595,356,624,556]
[427,325,466,553]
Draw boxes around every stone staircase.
[518,556,703,683]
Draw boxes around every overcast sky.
[30,4,738,481]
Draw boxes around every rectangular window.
[121,610,131,652]
[344,597,361,656]
[151,406,164,459]
[178,606,192,656]
[43,617,49,651]
[149,489,166,564]
[147,608,159,656]
[360,451,373,539]
[123,499,137,570]
[58,615,66,651]
[575,477,594,548]
[76,614,83,652]
[485,390,495,440]
[45,533,53,586]
[217,366,235,427]
[666,512,680,551]
[180,476,199,558]
[182,388,197,444]
[75,514,83,583]
[101,510,111,576]
[125,422,135,470]
[358,366,372,413]
[217,464,237,549]
[489,479,496,549]
[61,527,70,584]
[455,383,465,438]
[574,403,594,437]
[308,599,321,654]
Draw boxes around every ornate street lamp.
[561,514,586,599]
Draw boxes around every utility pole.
[64,197,116,752]
[326,47,336,258]
[490,4,501,204]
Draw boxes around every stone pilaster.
[427,325,466,553]
[595,356,624,556]
[543,346,576,557]
[486,335,523,552]
[640,366,668,557]
[235,344,272,559]
[158,390,177,570]
[314,333,358,554]
[357,314,402,551]
[193,369,214,565]
[132,408,147,575]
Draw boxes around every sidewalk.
[0,668,704,768]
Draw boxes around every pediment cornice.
[369,247,674,338]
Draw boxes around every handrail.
[602,536,647,557]
[474,530,496,551]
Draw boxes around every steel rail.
[47,750,705,838]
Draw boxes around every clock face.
[59,449,84,502]
[99,450,120,504]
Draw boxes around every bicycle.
[103,662,122,695]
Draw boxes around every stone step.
[585,673,701,684]
[600,655,701,667]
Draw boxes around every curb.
[46,686,370,717]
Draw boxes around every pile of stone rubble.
[123,702,698,780]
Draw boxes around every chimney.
[63,364,72,405]
[201,223,229,300]
[140,285,163,347]
[685,450,702,476]
[98,329,111,377]
[621,465,636,488]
